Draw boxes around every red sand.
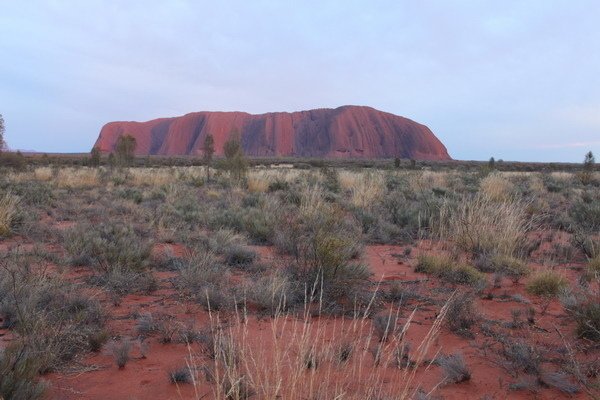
[37,240,594,399]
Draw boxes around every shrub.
[0,344,46,400]
[416,255,485,286]
[569,193,600,232]
[88,268,157,297]
[574,303,600,342]
[175,250,233,311]
[539,372,580,394]
[117,187,143,204]
[0,192,20,236]
[373,313,400,342]
[274,185,369,309]
[64,222,152,271]
[437,193,531,257]
[111,340,131,369]
[436,353,471,383]
[0,260,105,373]
[225,244,257,268]
[476,254,530,282]
[169,366,192,384]
[502,341,541,374]
[526,271,568,297]
[6,181,54,207]
[245,273,299,314]
[588,256,600,275]
[445,292,479,334]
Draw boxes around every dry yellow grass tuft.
[247,171,271,193]
[33,167,54,181]
[56,168,99,188]
[339,170,385,209]
[479,173,515,202]
[128,168,174,186]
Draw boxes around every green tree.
[114,135,136,167]
[90,146,101,167]
[223,131,247,182]
[580,151,595,185]
[202,134,215,183]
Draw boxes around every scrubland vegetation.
[0,154,598,399]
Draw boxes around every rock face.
[94,106,451,160]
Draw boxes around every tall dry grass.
[184,293,450,400]
[437,193,532,257]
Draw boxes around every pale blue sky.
[1,1,599,161]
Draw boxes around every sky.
[0,1,599,162]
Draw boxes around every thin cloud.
[535,141,600,149]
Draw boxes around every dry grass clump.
[437,193,532,257]
[246,169,304,193]
[526,270,568,297]
[436,353,471,383]
[338,170,386,208]
[246,170,271,193]
[111,340,132,369]
[56,167,99,188]
[0,192,20,236]
[550,171,573,182]
[129,168,175,186]
[351,171,385,209]
[479,173,515,201]
[33,166,54,181]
